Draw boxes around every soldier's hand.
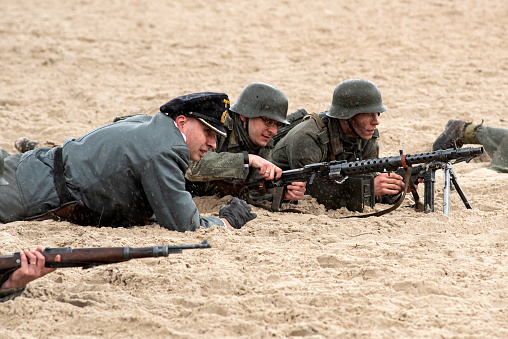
[1,247,61,290]
[284,181,306,201]
[374,173,405,196]
[219,197,257,229]
[248,154,283,180]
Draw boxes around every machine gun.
[245,146,484,214]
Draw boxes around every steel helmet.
[230,82,289,124]
[326,79,387,119]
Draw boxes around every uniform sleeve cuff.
[0,286,26,302]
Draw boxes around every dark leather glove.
[219,197,257,229]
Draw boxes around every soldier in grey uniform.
[0,248,60,302]
[433,120,508,173]
[0,92,256,231]
[185,82,306,201]
[272,79,406,203]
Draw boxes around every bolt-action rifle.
[0,240,211,286]
[243,146,484,213]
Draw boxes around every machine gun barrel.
[328,147,484,179]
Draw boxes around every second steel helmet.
[326,79,387,120]
[230,82,289,124]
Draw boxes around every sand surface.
[1,0,507,337]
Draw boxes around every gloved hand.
[219,197,257,229]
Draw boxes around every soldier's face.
[241,116,279,147]
[176,116,217,161]
[346,112,380,139]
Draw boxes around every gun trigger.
[309,172,316,185]
[335,176,348,185]
[258,180,268,194]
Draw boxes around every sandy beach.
[1,0,507,337]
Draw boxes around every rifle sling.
[340,166,413,219]
[409,177,424,212]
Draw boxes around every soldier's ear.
[174,115,187,132]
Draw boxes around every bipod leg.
[423,166,436,213]
[449,168,473,209]
[442,162,452,216]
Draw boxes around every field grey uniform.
[0,113,225,231]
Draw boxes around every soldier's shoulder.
[293,114,322,132]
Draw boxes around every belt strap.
[307,113,336,161]
[341,166,412,218]
[53,147,73,204]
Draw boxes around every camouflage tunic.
[477,126,508,173]
[0,287,25,302]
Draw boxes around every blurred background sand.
[1,0,507,337]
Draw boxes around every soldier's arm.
[142,147,226,231]
[187,150,282,182]
[186,150,247,181]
